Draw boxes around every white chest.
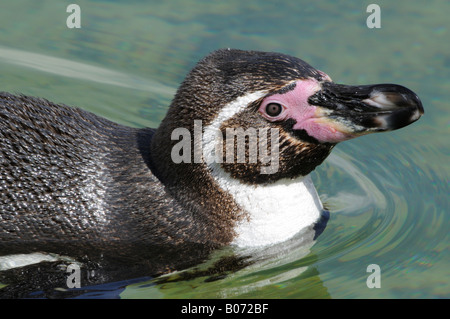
[215,173,323,247]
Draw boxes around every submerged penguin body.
[0,49,423,276]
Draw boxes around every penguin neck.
[206,160,323,247]
[150,122,244,245]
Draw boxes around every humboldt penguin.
[0,49,423,276]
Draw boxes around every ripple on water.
[308,137,448,298]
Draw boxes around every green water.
[0,0,448,298]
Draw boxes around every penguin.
[0,49,423,278]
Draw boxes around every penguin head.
[155,49,424,185]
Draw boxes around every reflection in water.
[122,218,331,299]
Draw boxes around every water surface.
[0,0,448,298]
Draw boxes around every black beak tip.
[397,86,425,125]
[415,94,425,115]
[394,84,424,115]
[378,86,425,130]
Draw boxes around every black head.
[152,49,424,185]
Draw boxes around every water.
[0,0,448,298]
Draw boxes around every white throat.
[218,172,323,247]
[202,91,323,248]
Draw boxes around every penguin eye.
[265,103,283,117]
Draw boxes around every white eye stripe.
[216,91,268,123]
[202,91,268,165]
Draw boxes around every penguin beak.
[305,82,424,143]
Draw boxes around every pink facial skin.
[258,78,354,143]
